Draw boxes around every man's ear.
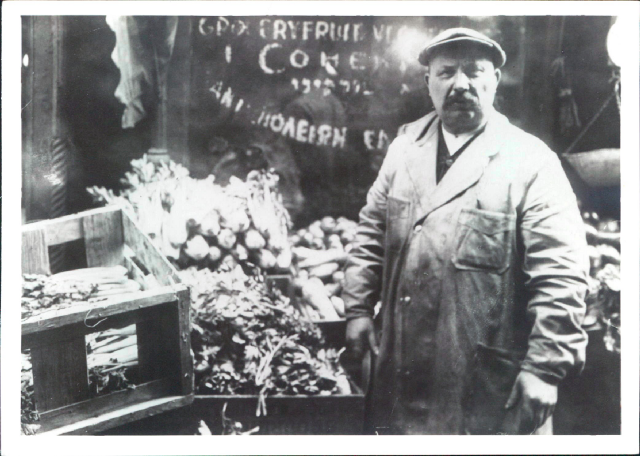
[494,68,502,85]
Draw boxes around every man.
[342,28,589,435]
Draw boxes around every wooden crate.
[101,393,365,435]
[21,206,194,435]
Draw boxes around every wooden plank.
[23,310,150,350]
[177,287,193,395]
[21,287,184,336]
[124,255,148,290]
[22,206,121,234]
[122,211,179,286]
[137,304,179,383]
[44,395,193,436]
[45,217,83,246]
[22,228,51,275]
[38,377,176,432]
[83,209,124,267]
[31,336,89,412]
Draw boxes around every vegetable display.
[581,209,621,354]
[87,156,292,275]
[290,217,358,320]
[180,263,352,416]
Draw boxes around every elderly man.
[342,28,589,435]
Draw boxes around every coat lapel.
[414,112,509,223]
[401,113,439,213]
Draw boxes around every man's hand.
[505,370,557,433]
[345,317,378,361]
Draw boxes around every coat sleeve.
[519,152,589,384]
[341,138,403,321]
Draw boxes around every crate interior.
[21,207,192,435]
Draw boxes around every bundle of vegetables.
[87,155,292,275]
[581,209,620,354]
[180,263,352,416]
[21,266,139,320]
[289,217,358,320]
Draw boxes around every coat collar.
[401,110,510,223]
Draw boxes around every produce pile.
[87,156,292,274]
[21,266,139,320]
[582,210,620,354]
[180,264,351,416]
[289,217,358,321]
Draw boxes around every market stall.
[20,14,621,435]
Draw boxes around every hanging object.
[551,17,581,137]
[606,17,622,68]
[106,16,178,130]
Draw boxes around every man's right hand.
[345,317,379,360]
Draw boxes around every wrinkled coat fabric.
[342,111,589,435]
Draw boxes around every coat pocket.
[453,208,515,273]
[462,343,525,435]
[386,196,411,252]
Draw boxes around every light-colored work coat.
[342,111,589,435]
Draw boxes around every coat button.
[403,296,411,304]
[414,225,422,233]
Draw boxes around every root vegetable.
[330,296,345,317]
[326,234,343,251]
[198,210,221,237]
[299,278,340,320]
[320,216,337,233]
[332,270,345,284]
[221,209,251,234]
[218,229,237,250]
[207,246,223,262]
[221,254,239,269]
[256,249,277,270]
[309,262,340,280]
[324,282,342,297]
[184,235,210,261]
[298,249,348,269]
[244,229,266,250]
[340,229,356,245]
[234,244,249,262]
[167,212,189,247]
[308,223,325,239]
[276,249,293,270]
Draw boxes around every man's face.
[426,46,501,134]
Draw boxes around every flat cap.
[418,27,506,68]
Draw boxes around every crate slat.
[176,288,194,395]
[122,213,179,286]
[38,377,177,432]
[22,228,51,275]
[101,394,365,435]
[31,336,90,411]
[21,288,182,336]
[83,209,124,267]
[43,395,194,436]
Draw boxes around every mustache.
[444,91,479,108]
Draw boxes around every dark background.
[22,16,620,225]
